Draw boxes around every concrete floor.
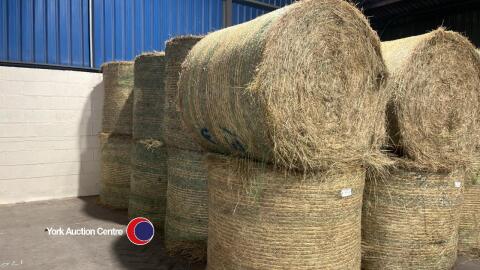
[0,197,479,270]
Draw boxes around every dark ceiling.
[358,0,480,30]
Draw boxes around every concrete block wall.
[0,66,104,204]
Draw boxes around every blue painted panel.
[0,0,7,60]
[0,0,91,67]
[71,0,83,66]
[114,0,125,60]
[93,0,104,67]
[7,0,21,61]
[59,0,71,65]
[82,0,90,66]
[34,0,47,63]
[21,0,34,62]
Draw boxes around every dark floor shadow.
[78,195,129,225]
[112,236,206,270]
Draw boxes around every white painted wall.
[0,66,104,204]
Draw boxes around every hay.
[164,36,203,151]
[207,154,365,269]
[362,166,464,269]
[133,52,166,140]
[101,61,134,135]
[99,133,132,209]
[128,139,168,229]
[383,29,480,172]
[164,148,208,262]
[179,0,388,171]
[458,159,480,257]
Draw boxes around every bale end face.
[383,28,480,172]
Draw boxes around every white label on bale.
[455,181,462,188]
[341,188,353,198]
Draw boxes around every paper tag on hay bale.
[340,188,353,198]
[454,181,462,188]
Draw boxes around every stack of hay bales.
[128,52,168,229]
[100,62,134,209]
[179,0,388,268]
[362,29,480,269]
[458,49,480,258]
[163,36,208,262]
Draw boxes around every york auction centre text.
[45,227,124,236]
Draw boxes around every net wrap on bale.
[132,52,166,140]
[383,29,480,172]
[129,140,168,228]
[362,166,464,269]
[101,62,134,135]
[129,52,168,228]
[207,154,365,270]
[164,36,203,151]
[99,133,132,209]
[459,159,480,257]
[164,149,208,262]
[179,0,388,171]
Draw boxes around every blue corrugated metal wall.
[232,0,293,25]
[0,0,294,69]
[92,0,223,68]
[0,0,90,67]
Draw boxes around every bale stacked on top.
[383,29,480,171]
[207,154,365,269]
[163,36,207,262]
[362,29,480,269]
[179,0,388,172]
[100,62,134,209]
[459,158,480,257]
[164,37,204,152]
[458,48,480,258]
[132,53,167,140]
[128,53,169,229]
[102,62,134,135]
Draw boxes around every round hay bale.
[128,139,168,229]
[133,52,166,140]
[99,133,132,209]
[101,61,134,135]
[179,0,388,171]
[164,36,203,151]
[207,154,365,270]
[362,166,464,269]
[383,29,480,172]
[459,159,480,257]
[164,148,208,262]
